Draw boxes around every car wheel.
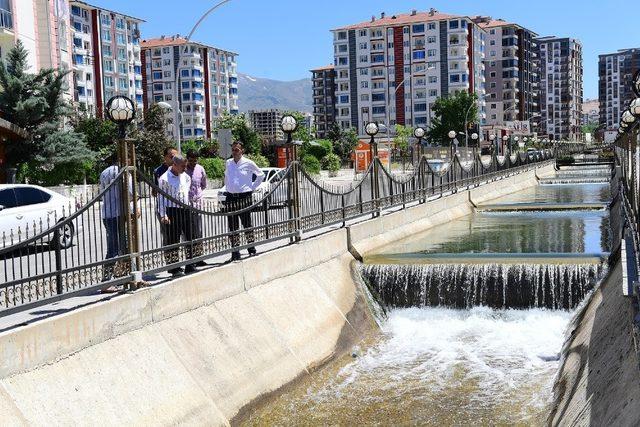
[51,220,74,250]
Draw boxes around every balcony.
[0,8,13,39]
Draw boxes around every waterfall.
[360,263,605,310]
[540,178,610,185]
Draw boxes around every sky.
[90,0,640,99]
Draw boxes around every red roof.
[334,11,461,31]
[141,37,189,48]
[310,64,334,72]
[476,18,516,29]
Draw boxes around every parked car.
[0,184,77,249]
[217,168,288,207]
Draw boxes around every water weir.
[360,263,606,310]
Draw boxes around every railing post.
[291,146,302,241]
[54,234,63,294]
[319,190,325,225]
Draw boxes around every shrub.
[321,153,341,172]
[301,155,321,175]
[305,139,333,160]
[199,157,225,179]
[18,161,97,186]
[245,153,269,168]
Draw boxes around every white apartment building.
[536,36,583,140]
[331,8,486,137]
[598,48,640,130]
[69,1,144,116]
[142,36,238,140]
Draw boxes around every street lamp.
[448,130,458,154]
[489,134,496,155]
[106,95,136,138]
[471,132,478,146]
[633,69,640,98]
[502,134,509,155]
[622,109,636,125]
[414,126,426,157]
[280,114,298,166]
[629,98,640,117]
[366,122,380,159]
[173,0,234,153]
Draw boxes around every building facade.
[331,8,486,137]
[0,0,73,96]
[69,1,144,116]
[598,48,640,130]
[311,64,337,139]
[473,17,538,133]
[142,36,238,140]
[248,109,284,144]
[535,36,583,140]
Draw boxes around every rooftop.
[69,0,145,23]
[310,64,335,72]
[141,36,238,55]
[333,9,463,31]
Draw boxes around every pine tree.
[0,40,92,170]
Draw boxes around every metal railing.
[0,143,556,315]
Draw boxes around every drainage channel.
[243,171,612,425]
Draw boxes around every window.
[361,81,368,88]
[337,31,347,40]
[117,48,126,61]
[490,72,496,78]
[338,57,348,65]
[450,74,460,83]
[359,42,368,50]
[103,45,112,57]
[359,30,367,37]
[414,103,427,112]
[427,36,436,44]
[164,82,172,90]
[101,14,111,26]
[372,81,384,89]
[181,69,190,77]
[102,31,111,42]
[182,93,191,101]
[413,51,425,60]
[153,83,163,91]
[152,71,162,79]
[360,68,369,76]
[429,89,438,97]
[412,24,425,33]
[163,71,171,78]
[104,76,114,87]
[359,55,368,63]
[427,23,436,30]
[337,44,348,53]
[490,40,496,46]
[427,49,437,57]
[372,93,385,102]
[116,33,126,45]
[103,60,113,72]
[360,94,369,101]
[372,106,386,115]
[371,54,384,63]
[449,20,459,29]
[117,63,127,74]
[339,95,349,103]
[428,76,437,83]
[182,81,190,89]
[116,18,125,30]
[118,78,127,89]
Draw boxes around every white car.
[0,184,77,249]
[217,167,289,207]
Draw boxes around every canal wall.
[0,162,554,426]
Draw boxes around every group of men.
[99,141,265,290]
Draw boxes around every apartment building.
[69,1,144,116]
[472,17,538,131]
[311,64,337,138]
[535,36,583,140]
[0,0,73,94]
[248,109,284,144]
[598,48,640,129]
[142,36,238,140]
[331,8,486,137]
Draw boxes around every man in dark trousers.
[223,141,265,261]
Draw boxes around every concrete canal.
[243,167,612,425]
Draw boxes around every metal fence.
[0,143,557,315]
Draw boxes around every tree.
[0,40,92,178]
[284,111,312,144]
[72,114,118,153]
[331,127,359,161]
[427,91,478,146]
[393,124,412,154]
[215,113,261,154]
[130,104,172,170]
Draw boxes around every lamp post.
[448,130,458,156]
[105,95,139,287]
[502,134,509,155]
[173,0,234,154]
[366,122,380,212]
[280,114,298,166]
[471,132,478,146]
[489,134,496,156]
[414,126,426,158]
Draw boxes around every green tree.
[332,128,359,161]
[327,122,342,142]
[130,104,172,170]
[393,124,412,154]
[72,114,118,152]
[215,113,261,154]
[427,91,478,146]
[0,40,91,171]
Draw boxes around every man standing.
[223,141,265,261]
[186,150,207,267]
[154,146,178,248]
[158,155,194,277]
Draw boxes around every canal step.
[364,252,608,265]
[475,202,608,212]
[539,178,611,185]
[360,262,606,310]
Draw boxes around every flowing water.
[245,178,612,426]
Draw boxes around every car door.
[12,187,55,236]
[0,188,19,240]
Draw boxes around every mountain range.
[237,73,313,113]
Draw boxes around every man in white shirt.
[158,155,194,276]
[223,141,265,261]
